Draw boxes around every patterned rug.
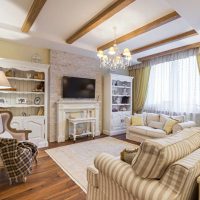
[45,137,138,192]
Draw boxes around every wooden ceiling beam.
[138,42,200,62]
[21,0,47,33]
[131,30,198,54]
[66,0,135,44]
[97,11,181,51]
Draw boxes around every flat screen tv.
[62,76,96,98]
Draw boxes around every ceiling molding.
[138,42,200,62]
[21,0,47,33]
[66,0,135,44]
[131,30,198,54]
[97,11,180,51]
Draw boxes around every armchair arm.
[173,121,196,133]
[94,153,177,200]
[94,153,134,192]
[87,165,99,188]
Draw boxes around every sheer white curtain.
[144,49,200,123]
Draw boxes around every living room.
[0,0,200,200]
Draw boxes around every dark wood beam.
[138,42,200,62]
[97,11,181,51]
[21,0,47,33]
[131,30,198,54]
[66,0,135,44]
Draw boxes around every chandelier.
[97,27,132,70]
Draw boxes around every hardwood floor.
[0,134,139,200]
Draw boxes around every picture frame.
[16,98,27,104]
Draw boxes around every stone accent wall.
[49,50,103,142]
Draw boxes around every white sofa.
[125,113,196,143]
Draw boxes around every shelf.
[0,91,44,94]
[112,104,131,106]
[7,77,44,82]
[0,104,44,108]
[112,110,131,113]
[112,95,131,97]
[112,86,131,88]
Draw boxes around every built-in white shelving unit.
[0,58,49,147]
[103,73,133,135]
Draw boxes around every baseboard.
[103,129,126,136]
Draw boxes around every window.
[144,54,200,119]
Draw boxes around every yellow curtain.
[196,53,200,74]
[129,63,150,113]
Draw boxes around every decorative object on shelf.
[37,107,44,116]
[122,88,128,95]
[97,27,132,70]
[122,96,129,104]
[34,72,44,80]
[0,98,6,105]
[119,106,127,111]
[34,97,41,105]
[22,112,27,116]
[26,73,32,79]
[112,107,118,112]
[116,97,121,104]
[16,98,27,104]
[31,53,41,63]
[32,82,44,92]
[5,69,15,77]
[0,71,11,89]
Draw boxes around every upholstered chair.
[0,111,32,179]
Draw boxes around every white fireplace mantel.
[56,100,100,142]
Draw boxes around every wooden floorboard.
[0,134,139,200]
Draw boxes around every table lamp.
[0,71,11,89]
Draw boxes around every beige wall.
[0,40,50,64]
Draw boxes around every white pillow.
[160,114,170,124]
[171,115,185,123]
[146,113,160,125]
[0,131,13,139]
[148,121,164,129]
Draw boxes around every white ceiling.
[0,0,200,64]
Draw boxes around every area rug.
[45,137,138,192]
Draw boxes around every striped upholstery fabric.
[87,151,200,200]
[87,165,99,188]
[132,127,200,179]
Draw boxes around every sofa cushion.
[128,126,166,138]
[0,131,13,139]
[131,115,144,126]
[148,121,164,129]
[134,113,147,125]
[131,127,200,179]
[171,115,185,123]
[160,114,170,124]
[163,118,178,134]
[146,113,160,125]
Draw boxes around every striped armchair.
[87,127,200,200]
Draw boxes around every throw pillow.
[171,115,185,123]
[131,115,144,126]
[133,113,147,125]
[146,113,160,125]
[160,114,170,124]
[163,119,178,134]
[148,121,164,129]
[121,148,139,164]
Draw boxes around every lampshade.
[0,71,11,89]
